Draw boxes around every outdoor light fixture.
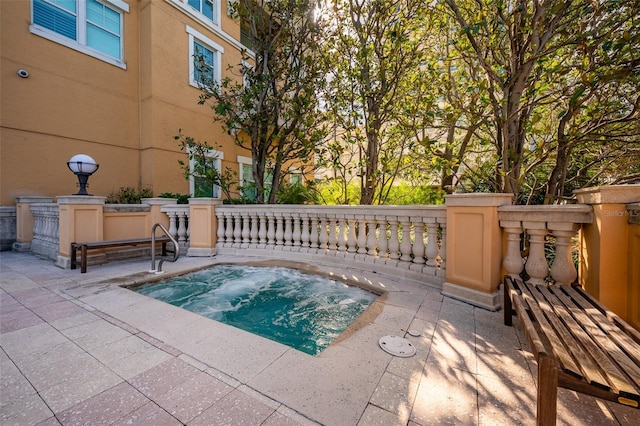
[67,154,99,195]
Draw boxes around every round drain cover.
[378,335,416,357]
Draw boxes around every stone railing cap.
[498,204,593,224]
[188,198,223,205]
[445,193,514,207]
[141,198,177,206]
[56,196,106,205]
[15,196,55,203]
[574,184,640,204]
[104,204,151,213]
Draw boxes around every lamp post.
[67,154,99,195]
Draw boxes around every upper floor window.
[187,25,223,88]
[31,0,128,68]
[187,0,215,22]
[190,148,223,198]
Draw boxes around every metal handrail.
[149,223,180,274]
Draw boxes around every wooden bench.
[503,276,640,425]
[71,237,172,273]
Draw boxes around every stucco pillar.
[575,185,640,324]
[627,204,640,330]
[187,198,222,257]
[13,196,54,251]
[55,196,105,269]
[442,193,513,310]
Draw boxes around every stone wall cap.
[574,184,640,204]
[445,193,514,207]
[15,196,55,203]
[104,204,151,213]
[498,204,593,224]
[57,196,106,205]
[188,198,223,205]
[141,198,177,205]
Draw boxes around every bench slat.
[562,286,640,393]
[564,286,640,368]
[513,292,548,358]
[518,283,583,378]
[537,286,611,390]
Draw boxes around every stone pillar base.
[56,255,71,269]
[187,247,217,257]
[442,281,501,311]
[12,242,32,252]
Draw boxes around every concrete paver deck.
[1,251,638,425]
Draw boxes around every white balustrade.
[214,205,447,283]
[30,203,60,260]
[498,205,593,286]
[161,205,190,247]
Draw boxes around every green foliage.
[105,187,153,204]
[275,181,318,204]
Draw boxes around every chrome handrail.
[150,223,180,274]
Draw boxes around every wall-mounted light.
[67,154,99,195]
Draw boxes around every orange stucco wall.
[1,0,251,206]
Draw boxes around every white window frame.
[189,148,224,199]
[187,25,224,88]
[29,0,129,69]
[237,155,255,198]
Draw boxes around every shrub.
[106,187,153,204]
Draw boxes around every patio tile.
[429,321,477,374]
[129,357,202,399]
[18,341,87,386]
[0,292,22,314]
[0,323,69,359]
[57,381,149,425]
[369,371,419,420]
[88,334,173,379]
[0,349,37,405]
[61,318,132,350]
[49,311,100,331]
[0,393,54,426]
[358,404,406,426]
[0,306,44,333]
[605,401,640,425]
[31,299,87,322]
[263,410,308,426]
[110,402,182,426]
[189,388,276,426]
[35,416,62,426]
[0,272,40,292]
[410,363,478,425]
[11,288,66,309]
[153,371,235,423]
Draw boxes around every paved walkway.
[1,251,638,425]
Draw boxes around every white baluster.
[275,213,285,246]
[319,217,328,250]
[267,213,276,246]
[366,216,378,257]
[377,216,388,259]
[412,218,425,264]
[399,217,412,262]
[167,211,178,241]
[502,224,524,278]
[357,217,368,255]
[524,227,549,285]
[224,212,234,246]
[216,212,225,246]
[328,216,338,251]
[337,216,347,252]
[425,218,438,267]
[387,216,400,260]
[283,214,293,246]
[300,213,310,248]
[347,216,357,253]
[177,212,187,244]
[293,213,302,247]
[250,212,259,245]
[233,211,242,245]
[309,215,319,249]
[258,212,268,245]
[550,227,579,285]
[241,213,251,246]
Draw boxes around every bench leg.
[81,245,88,274]
[537,355,558,426]
[71,245,77,270]
[504,280,513,326]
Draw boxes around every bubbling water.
[135,265,378,355]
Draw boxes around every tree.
[196,0,328,203]
[322,0,433,205]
